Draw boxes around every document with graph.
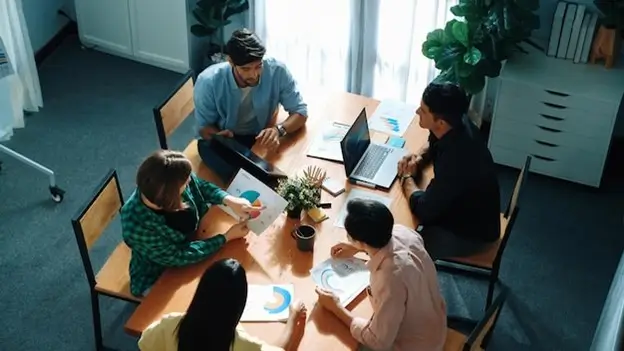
[219,169,288,234]
[368,99,417,137]
[241,284,294,322]
[306,121,351,162]
[311,257,370,307]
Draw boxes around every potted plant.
[190,0,250,68]
[421,0,540,95]
[276,176,321,220]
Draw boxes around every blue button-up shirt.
[193,58,308,136]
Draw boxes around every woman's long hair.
[177,258,248,351]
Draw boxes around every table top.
[124,92,431,350]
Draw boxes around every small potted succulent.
[277,166,327,219]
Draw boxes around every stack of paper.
[368,100,417,137]
[241,284,294,322]
[311,257,370,306]
[306,121,350,162]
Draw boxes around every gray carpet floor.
[0,36,622,351]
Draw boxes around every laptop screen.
[340,108,371,176]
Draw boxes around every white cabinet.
[489,44,624,187]
[75,0,191,73]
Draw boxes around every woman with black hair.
[138,258,307,351]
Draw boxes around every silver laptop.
[340,108,407,190]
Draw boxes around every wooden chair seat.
[444,328,468,351]
[445,213,509,269]
[94,242,141,303]
[445,328,485,351]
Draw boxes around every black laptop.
[211,134,288,188]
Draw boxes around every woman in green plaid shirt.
[121,150,263,297]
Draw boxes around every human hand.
[330,242,360,259]
[397,154,418,177]
[224,195,265,219]
[315,287,341,312]
[288,300,307,324]
[256,127,280,150]
[224,220,249,241]
[216,129,233,138]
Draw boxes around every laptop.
[211,134,288,188]
[340,108,407,190]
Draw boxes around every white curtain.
[250,0,457,104]
[0,0,43,141]
[250,0,352,98]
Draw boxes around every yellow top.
[138,312,284,351]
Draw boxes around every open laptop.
[340,108,407,190]
[211,134,288,188]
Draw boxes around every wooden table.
[124,92,431,350]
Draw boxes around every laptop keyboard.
[353,145,390,179]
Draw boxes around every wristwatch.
[275,124,287,137]
[400,174,412,184]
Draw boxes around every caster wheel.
[49,186,65,203]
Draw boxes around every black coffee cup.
[291,224,316,252]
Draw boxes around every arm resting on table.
[124,225,226,267]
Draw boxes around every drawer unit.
[488,45,624,188]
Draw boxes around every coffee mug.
[291,224,316,252]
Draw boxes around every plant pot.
[287,207,302,219]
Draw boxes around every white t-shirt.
[138,312,284,351]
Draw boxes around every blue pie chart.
[264,286,292,314]
[240,190,260,203]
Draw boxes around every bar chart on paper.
[368,99,417,137]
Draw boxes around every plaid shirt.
[121,173,228,296]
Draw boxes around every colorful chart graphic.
[264,286,292,314]
[380,116,400,132]
[319,269,344,294]
[240,190,263,219]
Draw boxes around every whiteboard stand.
[0,144,65,203]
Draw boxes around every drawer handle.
[542,102,567,109]
[540,113,564,121]
[545,90,569,97]
[535,140,558,147]
[532,154,555,162]
[537,125,562,133]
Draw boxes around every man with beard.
[194,28,308,179]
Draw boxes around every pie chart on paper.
[264,285,292,314]
[240,190,263,219]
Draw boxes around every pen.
[319,202,332,209]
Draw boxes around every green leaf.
[450,3,480,18]
[434,68,458,85]
[457,61,475,78]
[197,0,213,10]
[444,19,460,43]
[422,29,445,59]
[452,21,471,47]
[463,47,482,65]
[435,45,465,71]
[459,72,486,95]
[190,24,213,37]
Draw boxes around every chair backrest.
[153,70,195,149]
[71,169,124,287]
[464,287,509,351]
[504,155,532,219]
[492,156,531,271]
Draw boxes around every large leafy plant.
[191,0,250,60]
[422,0,540,95]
